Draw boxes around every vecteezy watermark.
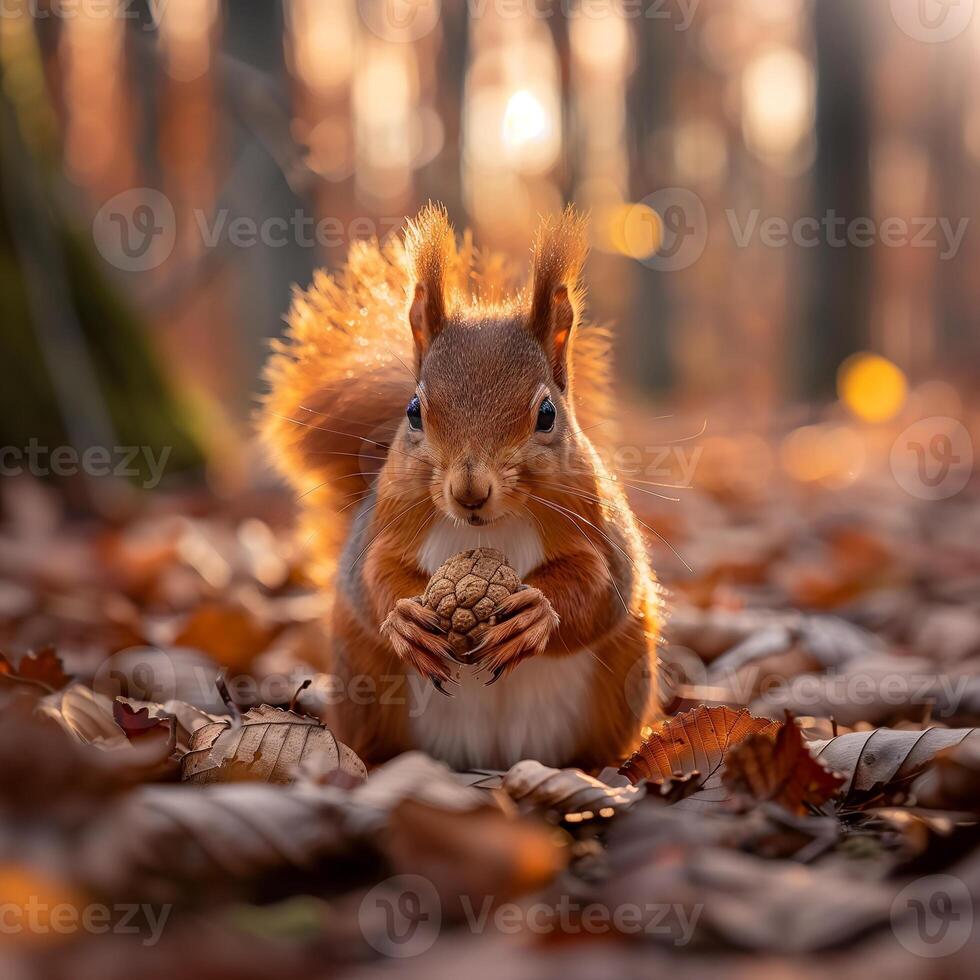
[627,189,971,272]
[727,210,969,261]
[891,874,973,958]
[459,895,701,943]
[0,441,172,490]
[357,0,442,43]
[358,875,703,958]
[93,189,177,273]
[890,0,975,43]
[628,647,979,721]
[92,190,405,273]
[357,0,700,44]
[0,898,171,947]
[890,417,973,501]
[629,189,709,272]
[193,211,404,254]
[358,875,442,958]
[0,0,169,29]
[91,645,449,717]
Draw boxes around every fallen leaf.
[174,601,278,672]
[503,760,644,819]
[751,653,980,727]
[0,863,92,947]
[384,798,566,917]
[115,696,229,755]
[181,704,366,786]
[619,705,781,809]
[600,846,893,952]
[910,729,980,813]
[75,781,356,902]
[0,647,71,692]
[37,685,126,746]
[345,751,491,833]
[809,726,979,808]
[723,713,844,814]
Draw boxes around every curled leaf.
[503,759,644,819]
[0,647,71,693]
[912,730,980,812]
[809,726,979,808]
[723,713,844,814]
[181,704,366,786]
[619,705,781,808]
[37,685,125,746]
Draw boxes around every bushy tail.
[259,205,612,588]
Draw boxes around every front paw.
[471,587,559,685]
[380,597,460,695]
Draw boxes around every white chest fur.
[415,514,546,579]
[410,516,593,770]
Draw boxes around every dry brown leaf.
[181,704,366,785]
[115,697,229,755]
[598,845,894,953]
[503,759,644,818]
[723,713,845,814]
[619,705,781,808]
[0,647,71,692]
[346,751,491,832]
[174,601,278,672]
[384,798,566,916]
[912,730,980,812]
[76,781,355,901]
[809,726,979,808]
[37,685,126,746]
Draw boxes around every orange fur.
[260,205,663,771]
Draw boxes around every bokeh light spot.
[837,352,908,423]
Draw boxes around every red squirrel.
[261,204,663,771]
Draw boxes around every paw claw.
[432,677,454,697]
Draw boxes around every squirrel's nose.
[450,480,492,511]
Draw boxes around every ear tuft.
[527,206,589,389]
[405,203,456,361]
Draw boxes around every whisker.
[519,492,631,617]
[401,507,437,562]
[520,479,691,570]
[524,476,680,505]
[348,497,431,571]
[270,412,422,464]
[388,351,420,385]
[297,471,419,502]
[592,472,693,492]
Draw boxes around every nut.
[421,548,522,659]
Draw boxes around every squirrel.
[261,204,664,772]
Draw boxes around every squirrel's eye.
[536,397,556,433]
[406,395,423,431]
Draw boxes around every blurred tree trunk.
[0,31,201,512]
[626,18,674,393]
[804,0,871,397]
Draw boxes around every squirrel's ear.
[409,281,444,361]
[405,203,454,364]
[527,207,588,391]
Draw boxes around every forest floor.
[1,412,978,980]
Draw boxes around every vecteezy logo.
[890,417,973,500]
[358,875,441,958]
[631,188,708,272]
[357,0,440,43]
[92,189,176,272]
[92,647,179,704]
[891,874,973,957]
[890,0,975,43]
